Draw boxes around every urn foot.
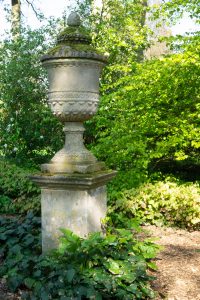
[42,122,106,174]
[41,161,106,174]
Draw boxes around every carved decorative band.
[52,111,95,116]
[49,100,98,121]
[52,111,96,122]
[47,92,99,121]
[48,91,99,101]
[48,100,98,108]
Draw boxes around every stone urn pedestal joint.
[41,122,106,174]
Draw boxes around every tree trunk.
[11,0,21,39]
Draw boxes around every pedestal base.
[31,171,116,252]
[41,186,106,251]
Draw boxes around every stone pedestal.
[30,12,116,253]
[31,171,116,252]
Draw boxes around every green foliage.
[157,0,200,23]
[110,179,200,230]
[0,195,14,213]
[86,46,200,187]
[0,159,40,214]
[0,26,63,163]
[0,214,160,299]
[75,0,149,88]
[0,213,41,292]
[84,0,200,190]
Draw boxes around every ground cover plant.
[0,213,160,300]
[108,178,200,230]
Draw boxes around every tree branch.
[24,0,42,20]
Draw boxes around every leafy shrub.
[86,48,200,186]
[110,179,200,230]
[0,213,160,299]
[0,26,63,163]
[0,195,14,213]
[0,159,40,214]
[107,169,148,193]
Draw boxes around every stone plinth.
[31,171,116,252]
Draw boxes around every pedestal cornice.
[30,170,117,190]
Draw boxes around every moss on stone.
[59,25,90,37]
[47,43,103,56]
[46,25,105,57]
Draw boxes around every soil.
[0,280,21,300]
[146,225,200,300]
[0,225,200,300]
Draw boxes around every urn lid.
[41,12,107,63]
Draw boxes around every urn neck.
[63,122,85,151]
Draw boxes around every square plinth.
[30,171,116,252]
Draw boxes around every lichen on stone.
[58,25,90,38]
[43,14,107,60]
[47,43,102,56]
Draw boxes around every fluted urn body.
[41,12,107,174]
[43,59,105,122]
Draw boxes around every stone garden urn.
[31,12,116,252]
[41,12,108,174]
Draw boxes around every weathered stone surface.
[41,185,107,252]
[30,170,117,190]
[67,12,81,27]
[41,122,107,174]
[43,60,105,122]
[41,161,106,174]
[31,171,116,252]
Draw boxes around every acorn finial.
[67,12,81,27]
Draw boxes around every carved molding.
[57,33,92,44]
[63,123,85,133]
[43,59,105,69]
[49,100,98,110]
[41,51,107,64]
[53,152,96,162]
[48,91,99,101]
[51,110,96,122]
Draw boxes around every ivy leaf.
[127,283,138,294]
[8,275,24,292]
[106,258,121,274]
[41,290,49,300]
[66,268,76,283]
[23,234,35,246]
[24,277,36,288]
